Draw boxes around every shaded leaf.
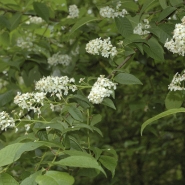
[102,98,116,110]
[0,173,19,185]
[20,171,42,185]
[158,7,176,22]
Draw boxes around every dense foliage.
[0,0,185,184]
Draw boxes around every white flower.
[100,1,128,19]
[48,52,72,66]
[164,16,185,56]
[0,111,15,131]
[88,75,117,104]
[14,92,46,114]
[35,76,77,99]
[26,16,44,24]
[68,5,79,18]
[168,71,185,91]
[133,19,150,35]
[86,37,117,58]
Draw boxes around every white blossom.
[88,75,117,104]
[14,92,46,114]
[35,76,77,99]
[133,19,150,35]
[164,16,185,56]
[0,111,15,131]
[100,1,128,19]
[48,52,72,66]
[86,37,117,58]
[26,16,44,24]
[68,5,79,18]
[168,71,185,91]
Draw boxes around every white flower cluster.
[0,111,15,131]
[48,53,72,66]
[100,1,128,18]
[67,5,79,18]
[14,92,46,114]
[86,37,117,58]
[168,71,185,91]
[133,19,150,35]
[35,76,77,99]
[164,16,185,56]
[26,16,44,24]
[88,75,117,104]
[17,32,36,52]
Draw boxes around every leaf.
[139,0,157,15]
[0,90,15,107]
[99,155,117,178]
[102,98,116,110]
[68,106,83,122]
[9,12,21,31]
[91,114,102,126]
[115,17,133,37]
[159,0,168,9]
[141,108,185,135]
[0,142,43,167]
[144,37,164,61]
[114,73,142,85]
[35,171,74,185]
[33,2,49,22]
[0,15,10,30]
[20,171,42,185]
[158,7,176,22]
[70,17,99,34]
[169,0,183,6]
[0,173,19,185]
[54,156,106,176]
[165,91,183,109]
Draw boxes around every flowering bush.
[0,0,185,184]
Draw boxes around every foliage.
[0,0,185,184]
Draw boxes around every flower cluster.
[164,16,185,56]
[133,19,150,35]
[35,76,77,99]
[17,31,36,52]
[168,71,185,91]
[48,53,72,66]
[86,37,117,58]
[25,16,44,24]
[67,5,79,18]
[14,92,46,114]
[88,75,117,104]
[0,111,15,131]
[100,1,128,18]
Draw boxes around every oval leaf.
[114,73,142,85]
[141,108,185,135]
[0,173,19,185]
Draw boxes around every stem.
[87,109,91,152]
[35,152,46,171]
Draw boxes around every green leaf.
[165,91,183,110]
[68,106,83,122]
[9,12,21,31]
[139,0,157,15]
[99,155,117,178]
[54,156,106,176]
[0,142,43,167]
[141,108,185,135]
[33,2,49,22]
[35,171,74,185]
[0,15,10,30]
[91,114,102,126]
[158,7,176,22]
[115,17,133,38]
[70,17,99,34]
[144,37,164,61]
[20,171,42,185]
[159,0,168,9]
[0,173,19,185]
[102,98,116,110]
[169,0,183,6]
[0,90,15,107]
[114,73,142,85]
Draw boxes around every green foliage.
[0,0,185,184]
